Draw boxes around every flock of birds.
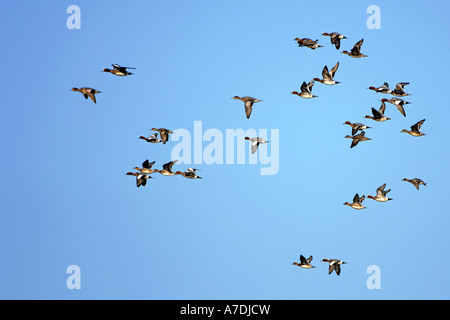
[131,124,203,186]
[70,64,273,187]
[131,127,204,187]
[71,64,203,188]
[287,32,427,276]
[70,33,427,278]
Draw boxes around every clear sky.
[1,0,449,300]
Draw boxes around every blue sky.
[1,0,449,299]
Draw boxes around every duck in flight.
[232,96,262,119]
[344,131,371,148]
[294,38,323,50]
[245,137,269,154]
[125,171,152,187]
[133,160,158,174]
[401,119,426,137]
[322,259,347,276]
[368,82,392,94]
[314,62,340,85]
[292,255,315,269]
[322,32,347,50]
[139,133,162,143]
[367,183,393,202]
[342,39,368,58]
[71,87,101,103]
[344,193,366,210]
[364,101,391,122]
[402,178,426,190]
[343,121,371,136]
[151,128,173,144]
[381,98,410,117]
[291,79,317,99]
[157,160,179,176]
[391,82,410,97]
[176,168,202,179]
[102,64,135,76]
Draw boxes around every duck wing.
[244,100,254,119]
[329,62,339,78]
[113,64,136,70]
[351,39,363,56]
[411,119,425,132]
[251,141,259,154]
[142,160,155,169]
[300,81,309,93]
[376,184,386,196]
[163,160,177,172]
[395,82,409,91]
[86,90,97,103]
[334,264,341,275]
[371,107,382,119]
[322,65,332,80]
[299,255,307,264]
[395,104,406,117]
[379,101,387,114]
[350,137,360,148]
[330,34,341,49]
